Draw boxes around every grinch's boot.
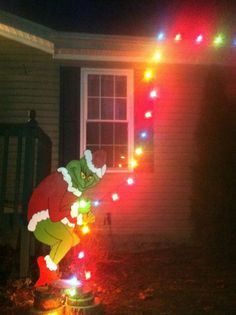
[35,256,59,287]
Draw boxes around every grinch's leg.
[34,219,80,265]
[33,220,80,287]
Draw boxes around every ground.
[0,246,235,315]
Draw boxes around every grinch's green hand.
[71,199,91,218]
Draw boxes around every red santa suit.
[28,167,82,232]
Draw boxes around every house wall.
[78,62,205,246]
[2,34,236,247]
[65,61,236,248]
[0,36,60,171]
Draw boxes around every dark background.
[0,0,236,36]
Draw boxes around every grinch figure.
[27,149,106,287]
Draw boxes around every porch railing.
[0,110,52,277]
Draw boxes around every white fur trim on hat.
[28,209,49,232]
[45,255,57,271]
[84,150,106,178]
[57,167,82,197]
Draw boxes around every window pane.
[115,98,126,120]
[115,146,128,168]
[115,76,127,97]
[101,123,113,144]
[101,98,113,119]
[87,122,99,145]
[87,145,99,153]
[101,146,113,167]
[115,123,127,145]
[88,75,99,96]
[88,98,99,119]
[101,75,114,97]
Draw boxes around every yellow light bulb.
[152,51,162,63]
[144,69,154,82]
[81,225,90,235]
[135,147,143,156]
[130,159,138,168]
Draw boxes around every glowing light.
[130,159,138,168]
[127,177,134,185]
[145,111,152,119]
[157,32,165,41]
[195,34,203,43]
[213,34,224,46]
[174,33,182,41]
[85,271,91,280]
[48,312,59,315]
[120,155,126,159]
[66,288,77,297]
[112,193,119,201]
[81,225,90,235]
[93,200,100,207]
[140,131,148,139]
[118,163,123,168]
[79,199,88,209]
[135,147,143,156]
[152,51,162,63]
[144,69,154,81]
[149,88,158,99]
[66,276,82,287]
[78,251,85,259]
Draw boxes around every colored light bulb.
[130,159,138,168]
[67,288,77,297]
[145,111,152,118]
[152,51,162,63]
[78,251,85,259]
[140,131,148,139]
[81,225,90,235]
[85,271,91,280]
[67,276,82,287]
[214,34,224,46]
[150,88,158,99]
[127,177,134,185]
[157,32,165,41]
[195,34,203,43]
[135,147,143,156]
[174,33,182,41]
[144,69,154,81]
[93,200,100,207]
[112,193,119,201]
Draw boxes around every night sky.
[0,0,235,37]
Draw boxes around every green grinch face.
[66,158,100,192]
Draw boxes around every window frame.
[80,68,134,172]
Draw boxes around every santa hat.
[84,149,107,178]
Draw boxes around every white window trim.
[80,68,134,172]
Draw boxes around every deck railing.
[0,110,52,277]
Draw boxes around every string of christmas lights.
[73,48,160,285]
[156,31,236,47]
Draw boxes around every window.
[81,68,134,170]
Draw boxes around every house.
[1,9,236,257]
